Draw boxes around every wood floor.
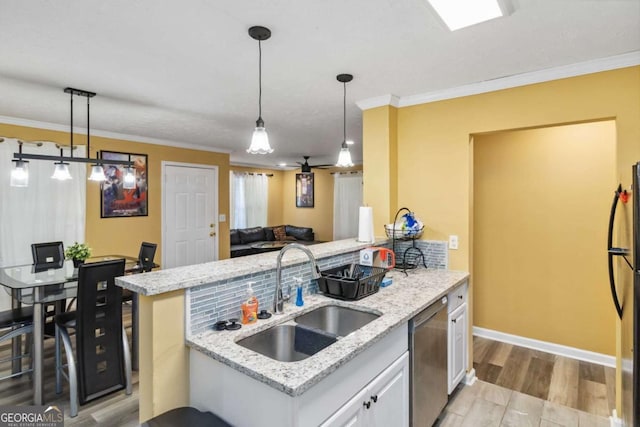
[0,318,617,426]
[0,305,140,426]
[473,336,615,418]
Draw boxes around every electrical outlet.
[449,235,459,250]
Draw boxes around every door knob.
[210,232,216,237]
[210,223,215,228]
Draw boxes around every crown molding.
[0,114,233,154]
[357,51,640,110]
[356,94,400,111]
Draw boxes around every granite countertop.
[187,268,469,397]
[115,238,387,296]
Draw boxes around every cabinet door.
[448,303,467,394]
[367,352,409,427]
[320,386,369,427]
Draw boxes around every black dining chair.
[0,307,34,381]
[123,241,157,303]
[54,259,132,417]
[30,241,68,335]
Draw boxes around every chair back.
[76,259,126,404]
[31,241,64,266]
[138,242,157,272]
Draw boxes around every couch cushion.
[273,225,287,241]
[264,227,276,241]
[230,229,241,245]
[238,227,266,244]
[285,225,314,242]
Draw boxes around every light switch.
[219,214,226,222]
[449,235,459,250]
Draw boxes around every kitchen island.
[188,268,468,426]
[116,238,466,424]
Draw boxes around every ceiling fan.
[297,156,332,173]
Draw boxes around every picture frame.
[100,151,148,218]
[296,172,314,208]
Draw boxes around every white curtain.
[230,172,268,229]
[333,172,363,240]
[0,138,86,308]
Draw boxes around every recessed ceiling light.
[346,140,355,145]
[427,0,504,31]
[278,162,287,167]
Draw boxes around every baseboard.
[473,327,616,368]
[610,410,623,427]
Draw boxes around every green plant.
[64,242,91,261]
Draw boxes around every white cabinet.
[448,282,468,394]
[321,352,409,427]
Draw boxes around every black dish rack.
[318,264,387,301]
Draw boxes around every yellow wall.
[0,122,231,261]
[473,122,616,354]
[362,66,640,415]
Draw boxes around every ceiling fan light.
[88,164,106,182]
[51,162,72,181]
[10,160,29,187]
[247,125,273,154]
[336,145,354,167]
[123,167,136,189]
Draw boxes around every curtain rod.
[233,171,273,177]
[331,171,362,176]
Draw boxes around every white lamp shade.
[247,126,273,154]
[88,165,107,182]
[123,167,136,189]
[336,146,354,167]
[10,161,29,187]
[51,162,72,180]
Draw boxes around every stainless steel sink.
[294,305,380,337]
[237,324,337,362]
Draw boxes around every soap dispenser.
[294,277,304,307]
[241,281,259,324]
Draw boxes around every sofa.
[230,225,322,258]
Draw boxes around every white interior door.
[163,163,218,269]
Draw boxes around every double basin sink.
[237,305,380,362]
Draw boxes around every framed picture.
[296,172,314,208]
[100,151,148,218]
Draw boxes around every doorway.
[472,120,616,356]
[162,162,219,269]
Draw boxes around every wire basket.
[384,224,424,240]
[318,264,387,301]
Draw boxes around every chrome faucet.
[273,243,322,314]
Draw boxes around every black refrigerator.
[609,162,640,426]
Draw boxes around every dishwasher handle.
[410,297,447,330]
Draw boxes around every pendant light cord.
[87,95,91,160]
[343,81,346,143]
[69,91,74,158]
[258,39,262,120]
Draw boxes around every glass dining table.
[0,255,142,405]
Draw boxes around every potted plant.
[65,242,92,267]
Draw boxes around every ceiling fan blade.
[310,164,333,168]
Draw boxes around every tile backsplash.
[187,240,447,336]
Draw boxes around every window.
[230,172,268,229]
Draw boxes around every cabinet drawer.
[448,282,467,313]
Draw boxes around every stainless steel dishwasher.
[409,296,448,427]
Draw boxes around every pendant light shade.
[247,26,274,155]
[123,167,136,189]
[10,160,29,187]
[89,164,107,181]
[336,74,354,167]
[10,142,29,187]
[52,161,72,180]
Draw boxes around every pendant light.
[10,141,29,187]
[247,26,274,154]
[12,87,133,181]
[85,93,106,182]
[336,74,354,167]
[122,154,136,189]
